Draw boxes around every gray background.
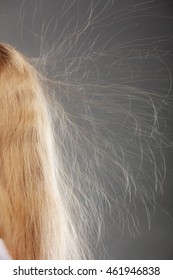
[0,0,173,259]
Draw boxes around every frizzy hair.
[0,18,172,259]
[0,43,84,259]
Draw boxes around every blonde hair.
[0,43,85,259]
[0,36,171,258]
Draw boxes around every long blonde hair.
[0,43,86,259]
[0,9,172,258]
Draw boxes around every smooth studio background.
[0,0,173,259]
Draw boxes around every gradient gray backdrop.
[0,0,173,259]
